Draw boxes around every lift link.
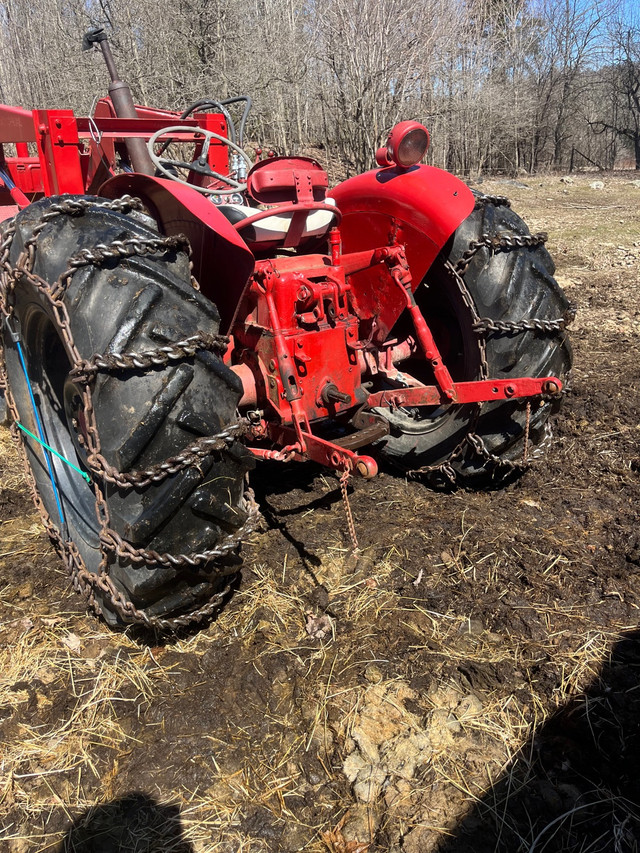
[381,245,456,400]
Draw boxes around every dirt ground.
[1,173,640,853]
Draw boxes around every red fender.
[99,174,255,331]
[330,164,474,344]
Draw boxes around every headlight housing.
[376,121,430,169]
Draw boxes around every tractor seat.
[217,199,337,247]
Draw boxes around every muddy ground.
[1,173,640,852]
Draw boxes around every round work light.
[378,121,430,169]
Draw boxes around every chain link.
[522,401,531,461]
[455,231,548,277]
[339,468,359,551]
[1,220,16,271]
[0,199,260,631]
[69,331,229,383]
[474,192,511,209]
[473,304,576,336]
[98,498,259,567]
[55,234,191,298]
[258,443,301,462]
[84,422,251,489]
[37,195,144,224]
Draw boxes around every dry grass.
[0,462,636,851]
[0,609,169,847]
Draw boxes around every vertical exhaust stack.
[82,26,155,176]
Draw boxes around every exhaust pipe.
[83,27,155,176]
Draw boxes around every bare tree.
[0,0,637,176]
[590,9,640,168]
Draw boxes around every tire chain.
[455,213,577,336]
[54,234,191,299]
[473,193,511,209]
[472,308,576,336]
[408,197,574,483]
[0,194,572,613]
[69,332,229,382]
[0,197,260,631]
[454,231,549,277]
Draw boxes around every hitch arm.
[367,376,562,408]
[253,423,379,479]
[379,245,456,400]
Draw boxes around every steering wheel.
[147,125,253,195]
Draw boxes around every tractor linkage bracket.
[254,422,379,479]
[366,376,562,409]
[248,376,561,478]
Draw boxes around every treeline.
[1,0,639,177]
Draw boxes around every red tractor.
[0,29,573,630]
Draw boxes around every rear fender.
[330,164,474,345]
[99,174,255,332]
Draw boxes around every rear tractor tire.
[377,193,573,484]
[0,196,258,630]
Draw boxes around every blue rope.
[14,337,68,535]
[15,421,91,484]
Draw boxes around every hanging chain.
[339,468,359,552]
[0,199,261,631]
[523,401,531,461]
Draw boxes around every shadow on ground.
[56,793,194,853]
[436,630,640,852]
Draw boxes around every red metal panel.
[331,164,474,261]
[99,174,255,330]
[78,99,229,177]
[6,159,43,194]
[192,112,229,181]
[330,165,474,345]
[75,116,224,138]
[0,106,37,143]
[247,156,328,204]
[34,110,84,195]
[82,99,117,194]
[0,204,20,222]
